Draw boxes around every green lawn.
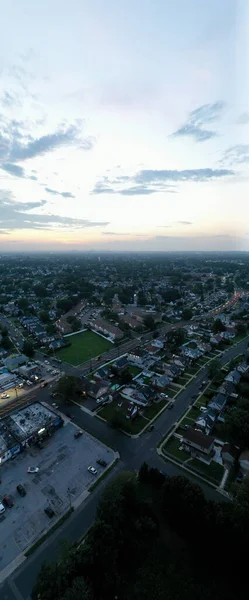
[129,365,142,377]
[163,436,190,461]
[189,459,224,485]
[55,330,112,365]
[166,388,177,398]
[98,401,147,434]
[145,400,168,419]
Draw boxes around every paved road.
[1,335,248,599]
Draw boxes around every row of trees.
[32,467,249,600]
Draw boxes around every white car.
[27,466,39,474]
[88,466,97,476]
[0,502,5,515]
[1,394,10,399]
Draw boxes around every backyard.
[55,330,112,365]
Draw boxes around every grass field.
[55,330,112,365]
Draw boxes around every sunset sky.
[0,0,249,252]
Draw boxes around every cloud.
[219,145,249,166]
[0,115,95,176]
[176,221,192,225]
[1,163,26,178]
[1,91,21,108]
[92,166,233,196]
[171,101,224,142]
[45,187,75,198]
[156,225,172,228]
[237,112,249,125]
[0,190,109,232]
[101,231,130,236]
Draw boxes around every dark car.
[51,392,58,398]
[74,430,83,439]
[148,425,154,432]
[36,441,44,449]
[16,484,26,497]
[3,495,14,508]
[66,413,74,419]
[44,507,55,518]
[97,459,107,467]
[167,402,174,410]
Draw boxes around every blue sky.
[0,0,248,251]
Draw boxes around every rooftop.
[3,402,57,441]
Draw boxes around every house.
[87,380,110,400]
[120,386,150,407]
[127,349,147,366]
[111,356,129,374]
[195,409,217,435]
[93,366,110,381]
[237,362,249,375]
[181,428,215,463]
[208,393,227,414]
[218,380,236,397]
[89,318,123,341]
[173,355,189,370]
[221,444,240,468]
[182,346,202,360]
[239,450,249,475]
[151,374,171,390]
[210,334,223,345]
[4,354,28,371]
[225,369,241,385]
[163,364,181,380]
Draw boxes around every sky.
[0,0,249,252]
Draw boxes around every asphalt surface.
[1,335,248,599]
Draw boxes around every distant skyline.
[0,0,248,252]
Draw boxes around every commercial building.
[0,402,63,465]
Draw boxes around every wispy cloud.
[92,166,233,196]
[219,144,249,166]
[1,91,21,108]
[0,114,95,178]
[171,102,224,142]
[101,231,129,235]
[176,220,192,225]
[156,225,172,228]
[45,187,75,198]
[0,190,109,232]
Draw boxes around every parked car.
[27,466,39,474]
[66,413,74,419]
[44,507,55,518]
[148,425,154,432]
[167,402,174,410]
[88,466,97,475]
[74,430,83,438]
[200,406,207,412]
[0,502,5,515]
[3,495,14,508]
[16,484,26,497]
[1,394,10,399]
[51,392,58,398]
[97,459,107,467]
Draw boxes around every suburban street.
[1,334,248,600]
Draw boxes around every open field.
[55,331,112,366]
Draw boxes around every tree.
[144,315,156,331]
[61,578,93,600]
[120,370,133,385]
[22,340,35,358]
[166,328,185,348]
[224,402,249,450]
[162,476,206,540]
[1,326,8,337]
[236,322,247,335]
[56,375,81,401]
[34,284,47,298]
[2,336,12,350]
[208,358,221,380]
[17,298,29,310]
[182,308,193,321]
[40,310,50,323]
[212,318,226,333]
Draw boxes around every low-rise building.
[88,318,123,341]
[181,428,215,463]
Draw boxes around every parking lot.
[0,422,115,571]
